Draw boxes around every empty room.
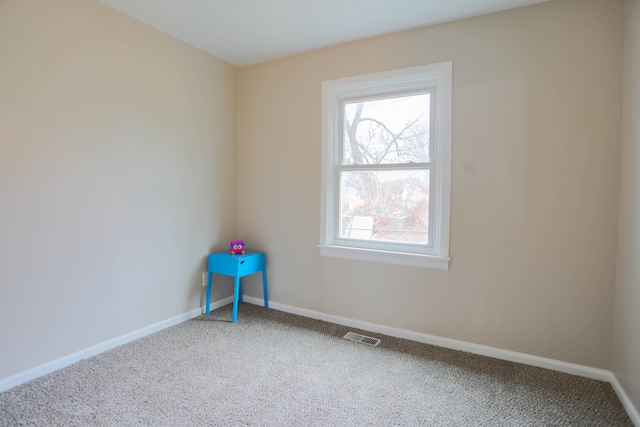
[1,0,639,425]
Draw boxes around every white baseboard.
[241,296,610,380]
[610,373,640,426]
[243,295,639,426]
[0,296,233,393]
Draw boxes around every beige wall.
[0,0,238,379]
[614,0,640,412]
[237,0,624,368]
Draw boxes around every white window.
[319,62,452,270]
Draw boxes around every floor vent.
[343,332,381,346]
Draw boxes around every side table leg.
[262,268,269,308]
[232,276,240,322]
[205,272,212,314]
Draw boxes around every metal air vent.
[343,332,381,346]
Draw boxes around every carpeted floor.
[0,303,633,426]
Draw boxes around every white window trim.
[319,62,452,270]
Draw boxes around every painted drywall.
[613,0,640,412]
[237,0,624,369]
[0,0,238,379]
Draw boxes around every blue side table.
[205,251,269,322]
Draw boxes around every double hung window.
[319,62,452,270]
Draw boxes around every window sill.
[318,244,450,270]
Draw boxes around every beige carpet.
[0,303,632,426]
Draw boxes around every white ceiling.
[98,0,548,67]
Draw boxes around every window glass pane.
[343,93,430,165]
[340,169,429,244]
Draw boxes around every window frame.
[319,62,452,270]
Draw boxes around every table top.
[209,250,264,259]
